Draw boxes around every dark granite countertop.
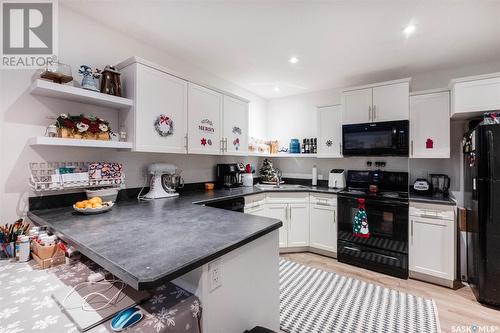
[27,184,343,290]
[409,192,456,206]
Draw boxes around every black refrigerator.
[464,123,500,306]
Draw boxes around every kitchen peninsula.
[28,192,282,332]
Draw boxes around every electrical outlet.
[208,259,222,292]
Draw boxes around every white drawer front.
[244,194,266,206]
[266,192,309,204]
[410,202,455,221]
[310,193,337,206]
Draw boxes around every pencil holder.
[0,242,15,259]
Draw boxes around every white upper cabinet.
[342,79,410,124]
[450,73,500,119]
[317,105,342,158]
[118,62,188,153]
[342,88,373,124]
[410,90,450,158]
[223,95,249,155]
[372,82,409,122]
[187,83,223,155]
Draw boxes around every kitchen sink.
[256,184,309,190]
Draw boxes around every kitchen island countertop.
[28,189,284,290]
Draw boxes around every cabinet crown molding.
[342,77,411,93]
[115,56,250,103]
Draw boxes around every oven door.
[342,120,409,156]
[337,195,408,254]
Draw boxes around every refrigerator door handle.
[487,130,494,220]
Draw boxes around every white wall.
[266,60,500,193]
[0,5,265,222]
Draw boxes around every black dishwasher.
[204,197,245,212]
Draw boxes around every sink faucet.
[275,168,282,188]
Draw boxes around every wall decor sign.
[233,138,240,150]
[326,140,333,147]
[426,138,434,149]
[198,119,215,133]
[154,114,174,137]
[232,126,242,135]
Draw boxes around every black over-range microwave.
[342,120,409,156]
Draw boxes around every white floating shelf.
[29,79,133,109]
[29,136,133,149]
[248,152,318,158]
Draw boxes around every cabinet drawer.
[310,193,337,206]
[244,194,266,207]
[266,192,309,204]
[410,202,455,221]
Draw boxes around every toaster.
[328,169,346,189]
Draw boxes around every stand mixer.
[142,163,184,199]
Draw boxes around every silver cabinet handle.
[368,105,372,121]
[339,142,342,154]
[410,219,414,244]
[184,134,188,149]
[333,210,336,224]
[411,140,414,156]
[373,105,376,120]
[225,138,228,152]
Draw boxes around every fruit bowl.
[73,201,114,215]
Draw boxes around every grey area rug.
[280,259,441,333]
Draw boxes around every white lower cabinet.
[409,202,456,287]
[310,204,337,253]
[266,204,289,248]
[244,192,338,254]
[287,203,310,247]
[309,194,337,255]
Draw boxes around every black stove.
[337,170,409,279]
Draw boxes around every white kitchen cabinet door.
[223,96,249,155]
[342,88,372,124]
[309,204,337,253]
[133,64,188,153]
[317,105,342,158]
[288,204,310,247]
[372,82,409,122]
[410,91,450,158]
[187,83,222,155]
[266,204,288,248]
[452,76,500,117]
[409,216,455,281]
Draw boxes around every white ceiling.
[64,0,500,99]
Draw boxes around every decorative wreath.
[154,114,174,137]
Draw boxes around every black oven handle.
[338,195,408,207]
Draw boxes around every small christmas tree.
[259,158,277,182]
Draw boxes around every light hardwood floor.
[281,252,500,333]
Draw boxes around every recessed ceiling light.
[274,86,280,92]
[403,24,416,36]
[289,57,299,64]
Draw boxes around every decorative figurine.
[100,65,122,97]
[78,65,101,91]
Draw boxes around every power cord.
[62,278,126,312]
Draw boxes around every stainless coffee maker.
[430,174,450,195]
